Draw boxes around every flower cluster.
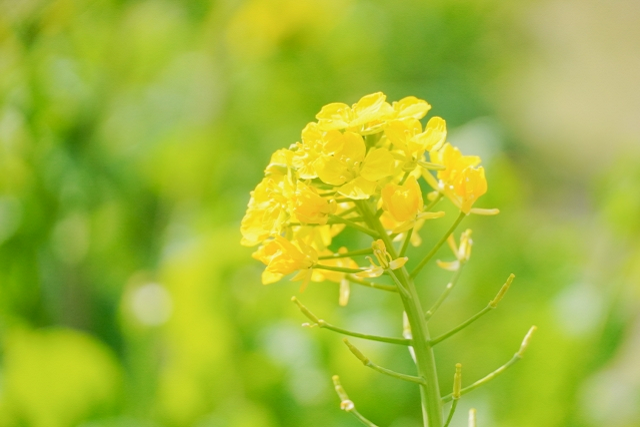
[241,92,495,295]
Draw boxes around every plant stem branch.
[318,248,373,260]
[332,375,378,426]
[430,274,515,344]
[344,339,426,385]
[315,264,363,274]
[399,227,414,257]
[424,264,466,321]
[329,215,378,237]
[410,212,465,279]
[347,275,398,292]
[442,326,537,403]
[355,200,443,427]
[291,297,411,346]
[431,306,491,345]
[443,400,459,427]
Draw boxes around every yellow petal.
[392,96,432,120]
[337,176,377,199]
[389,257,408,270]
[360,148,395,181]
[316,102,353,131]
[436,260,460,271]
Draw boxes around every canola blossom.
[241,92,496,289]
[242,93,535,427]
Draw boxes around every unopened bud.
[343,338,369,365]
[516,326,537,358]
[453,363,462,399]
[489,274,515,308]
[468,408,477,427]
[291,296,320,323]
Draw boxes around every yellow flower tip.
[436,259,460,271]
[293,181,334,225]
[381,175,423,223]
[417,116,447,152]
[453,363,462,399]
[315,102,352,131]
[389,256,408,270]
[392,96,431,120]
[517,326,537,358]
[338,278,350,306]
[254,236,318,285]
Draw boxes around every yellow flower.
[314,131,396,199]
[264,148,294,176]
[385,117,447,162]
[240,174,294,246]
[292,122,324,179]
[293,181,335,225]
[381,175,423,223]
[425,143,488,214]
[430,143,480,184]
[453,166,487,214]
[313,247,358,306]
[316,92,393,135]
[436,229,473,271]
[356,239,408,278]
[253,236,318,284]
[390,96,432,121]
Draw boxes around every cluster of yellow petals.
[241,91,496,294]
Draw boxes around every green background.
[1,0,639,426]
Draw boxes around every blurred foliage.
[0,0,638,426]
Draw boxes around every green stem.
[332,375,379,426]
[344,339,426,385]
[356,200,443,427]
[410,212,465,279]
[424,265,466,321]
[431,306,492,345]
[329,215,378,237]
[337,206,359,217]
[315,265,363,274]
[347,275,398,293]
[430,273,514,341]
[292,297,411,345]
[443,400,459,427]
[441,326,537,403]
[319,248,373,260]
[400,227,414,257]
[424,193,443,212]
[317,320,411,346]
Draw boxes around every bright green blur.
[1,1,639,426]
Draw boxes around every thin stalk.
[424,265,466,321]
[431,306,491,345]
[399,227,414,257]
[347,275,398,293]
[442,326,537,403]
[329,215,378,237]
[386,269,412,300]
[430,273,515,343]
[317,320,411,346]
[344,339,426,385]
[443,401,459,427]
[332,375,378,427]
[318,248,373,260]
[315,265,363,274]
[337,206,359,217]
[291,297,411,346]
[424,193,444,212]
[356,200,443,427]
[410,212,465,279]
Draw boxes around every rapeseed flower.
[241,91,495,286]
